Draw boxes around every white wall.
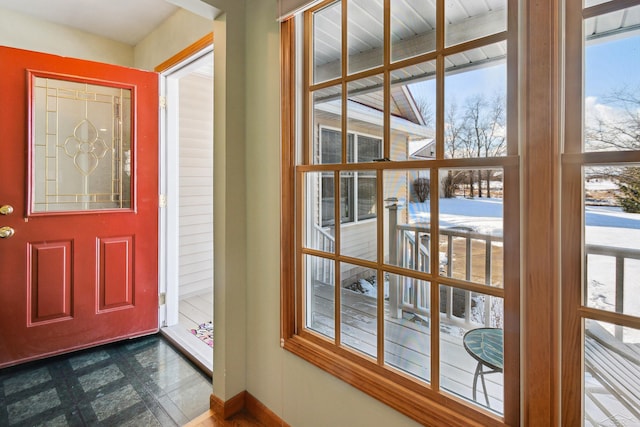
[0,7,133,66]
[178,73,214,298]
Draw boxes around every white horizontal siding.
[179,156,214,169]
[179,146,213,159]
[179,72,214,296]
[179,231,213,246]
[179,251,212,265]
[178,205,213,216]
[179,241,212,256]
[179,185,213,197]
[178,213,212,225]
[178,176,212,187]
[180,223,214,236]
[179,261,213,276]
[341,223,377,256]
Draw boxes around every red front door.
[0,46,159,368]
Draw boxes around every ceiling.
[0,0,181,45]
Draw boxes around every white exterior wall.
[178,73,214,298]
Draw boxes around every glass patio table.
[462,327,504,408]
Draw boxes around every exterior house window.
[320,128,380,226]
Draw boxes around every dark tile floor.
[0,334,212,426]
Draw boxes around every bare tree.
[586,87,640,211]
[443,100,467,197]
[441,93,506,198]
[460,93,506,198]
[586,87,640,151]
[413,95,435,130]
[481,93,506,197]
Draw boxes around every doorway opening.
[158,42,214,375]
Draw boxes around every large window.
[281,0,640,425]
[282,1,519,425]
[563,0,640,425]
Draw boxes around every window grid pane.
[583,6,640,152]
[313,1,342,84]
[302,0,513,418]
[570,3,640,425]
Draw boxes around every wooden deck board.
[310,282,505,411]
[183,292,214,319]
[585,331,640,421]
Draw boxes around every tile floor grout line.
[0,335,211,427]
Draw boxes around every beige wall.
[0,6,212,72]
[239,0,420,425]
[0,8,213,70]
[205,0,248,403]
[134,8,212,71]
[0,7,133,66]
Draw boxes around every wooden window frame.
[281,1,525,425]
[562,0,640,425]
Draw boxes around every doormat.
[190,322,213,348]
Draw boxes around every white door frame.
[159,46,214,328]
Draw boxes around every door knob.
[0,226,15,238]
[0,205,13,215]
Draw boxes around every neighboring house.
[310,84,433,286]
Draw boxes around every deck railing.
[310,205,503,328]
[394,227,638,331]
[311,224,335,284]
[392,222,503,328]
[311,207,639,337]
[585,243,640,340]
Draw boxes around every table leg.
[479,367,490,407]
[472,361,492,408]
[472,361,481,401]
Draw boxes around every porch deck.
[309,218,640,422]
[312,282,640,424]
[310,281,505,414]
[584,322,640,426]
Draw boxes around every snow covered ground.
[585,206,640,342]
[407,197,640,342]
[409,197,504,236]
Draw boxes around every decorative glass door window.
[30,74,133,213]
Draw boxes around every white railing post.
[386,197,402,319]
[615,256,624,340]
[311,224,336,284]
